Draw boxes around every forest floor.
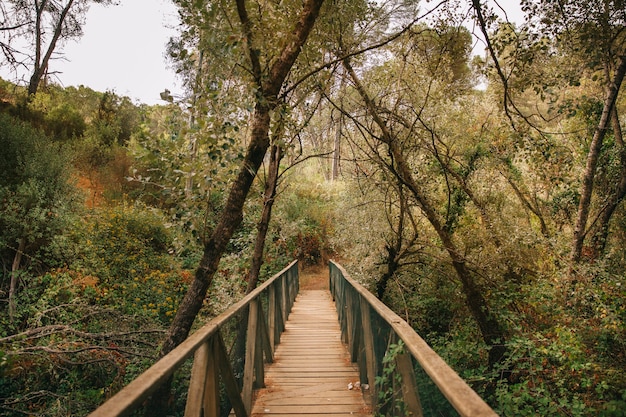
[298,263,329,291]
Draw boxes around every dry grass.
[299,263,329,290]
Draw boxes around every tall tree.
[144,1,326,414]
[474,0,626,263]
[340,51,508,367]
[0,0,115,97]
[160,0,325,357]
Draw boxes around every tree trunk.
[185,50,204,197]
[376,182,406,300]
[332,71,345,181]
[571,54,626,263]
[391,136,507,367]
[590,106,626,257]
[8,237,26,323]
[246,144,284,293]
[343,58,507,368]
[28,0,76,97]
[231,144,284,395]
[145,1,324,414]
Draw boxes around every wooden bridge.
[88,261,498,417]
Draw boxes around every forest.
[1,0,626,415]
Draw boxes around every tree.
[144,0,326,413]
[0,113,78,323]
[342,56,507,367]
[473,0,626,263]
[0,0,116,97]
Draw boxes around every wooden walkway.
[251,290,372,417]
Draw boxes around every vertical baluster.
[242,299,259,414]
[280,274,288,323]
[268,284,277,348]
[360,297,377,406]
[184,339,211,417]
[253,301,269,389]
[395,347,424,417]
[203,336,220,417]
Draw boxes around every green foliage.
[375,341,408,417]
[0,112,79,275]
[273,169,337,266]
[66,204,189,325]
[0,202,194,416]
[44,102,87,140]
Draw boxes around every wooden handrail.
[329,260,498,417]
[88,260,299,417]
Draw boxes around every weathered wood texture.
[330,261,499,417]
[88,261,299,417]
[251,290,372,417]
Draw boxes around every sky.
[53,0,183,105]
[1,0,524,106]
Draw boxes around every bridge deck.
[251,290,372,417]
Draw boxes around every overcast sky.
[53,0,183,105]
[1,0,524,106]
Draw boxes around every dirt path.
[298,264,329,290]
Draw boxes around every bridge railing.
[329,260,498,417]
[89,260,299,417]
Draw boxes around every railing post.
[395,347,424,417]
[268,284,277,348]
[280,273,288,324]
[203,337,221,417]
[185,339,214,417]
[242,299,259,414]
[360,297,377,405]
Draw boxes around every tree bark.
[376,182,406,300]
[571,54,626,263]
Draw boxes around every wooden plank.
[251,290,372,417]
[251,404,369,414]
[252,414,370,417]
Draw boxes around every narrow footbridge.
[89,261,497,417]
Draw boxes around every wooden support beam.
[268,285,276,348]
[216,332,248,417]
[350,299,362,362]
[360,297,377,404]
